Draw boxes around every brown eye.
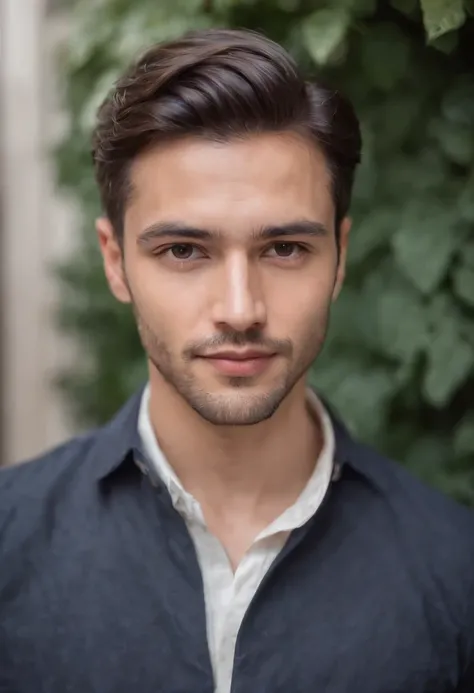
[170,244,195,259]
[273,242,297,257]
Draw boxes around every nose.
[211,253,267,332]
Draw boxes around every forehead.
[125,132,334,236]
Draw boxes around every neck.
[147,369,322,514]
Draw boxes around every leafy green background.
[54,0,474,505]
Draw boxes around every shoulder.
[0,430,99,493]
[350,438,474,548]
[330,401,474,557]
[0,431,99,550]
[0,389,143,555]
[348,437,474,675]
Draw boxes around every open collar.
[91,385,370,485]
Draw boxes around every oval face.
[107,132,348,425]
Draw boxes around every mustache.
[184,329,292,359]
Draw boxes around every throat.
[198,492,295,571]
[152,392,322,501]
[143,381,326,568]
[187,412,323,570]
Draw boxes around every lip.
[199,351,276,377]
[203,350,274,360]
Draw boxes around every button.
[331,462,342,482]
[135,458,148,475]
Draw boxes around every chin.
[192,405,279,427]
[186,386,288,426]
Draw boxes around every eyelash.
[156,242,310,262]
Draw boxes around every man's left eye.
[269,242,305,258]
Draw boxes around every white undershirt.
[138,386,335,693]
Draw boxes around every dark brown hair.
[92,28,361,241]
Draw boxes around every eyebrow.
[137,219,329,245]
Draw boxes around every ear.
[96,217,131,304]
[332,216,352,302]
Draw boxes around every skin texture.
[97,132,351,565]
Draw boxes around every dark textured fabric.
[1,389,474,693]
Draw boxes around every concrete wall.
[1,0,79,465]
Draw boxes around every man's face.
[98,132,350,425]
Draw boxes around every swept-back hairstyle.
[92,28,361,241]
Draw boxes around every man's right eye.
[168,244,196,260]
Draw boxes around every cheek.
[266,265,336,326]
[128,261,206,336]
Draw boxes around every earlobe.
[96,217,131,304]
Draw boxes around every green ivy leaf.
[420,0,466,41]
[430,117,474,166]
[453,263,474,306]
[325,288,370,349]
[374,278,429,361]
[276,0,300,10]
[441,79,474,126]
[349,209,397,263]
[430,30,459,53]
[345,260,430,363]
[301,8,350,65]
[390,0,419,14]
[461,241,474,268]
[392,201,464,294]
[67,2,115,71]
[455,413,474,455]
[360,23,411,91]
[458,174,474,222]
[405,434,452,471]
[331,367,395,440]
[351,127,378,203]
[79,69,121,135]
[423,319,474,406]
[428,292,457,323]
[372,92,421,149]
[347,0,378,15]
[383,151,448,198]
[312,350,394,440]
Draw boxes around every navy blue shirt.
[1,390,474,693]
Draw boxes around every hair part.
[92,28,362,243]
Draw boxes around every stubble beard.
[133,308,330,427]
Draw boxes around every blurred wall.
[1,0,79,465]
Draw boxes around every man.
[1,27,473,693]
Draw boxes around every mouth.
[197,350,277,378]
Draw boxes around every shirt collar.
[90,387,145,483]
[137,384,337,525]
[138,384,188,507]
[91,384,367,485]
